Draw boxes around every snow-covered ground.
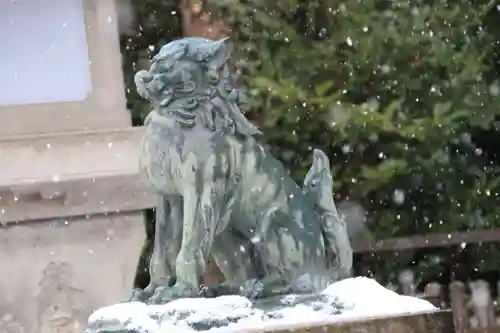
[86,277,437,333]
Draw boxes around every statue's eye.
[311,179,319,187]
[165,60,175,70]
[151,57,175,73]
[158,60,174,72]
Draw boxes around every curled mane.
[135,37,262,137]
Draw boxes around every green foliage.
[122,0,500,282]
[208,0,500,272]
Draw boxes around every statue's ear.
[303,167,317,189]
[303,149,331,187]
[208,37,232,70]
[173,43,188,60]
[312,149,330,171]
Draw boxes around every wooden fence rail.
[393,269,500,333]
[351,229,500,253]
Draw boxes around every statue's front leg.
[179,184,218,288]
[198,231,256,298]
[153,184,220,302]
[149,195,183,287]
[130,195,183,303]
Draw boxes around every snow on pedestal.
[85,277,438,333]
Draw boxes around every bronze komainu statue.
[132,37,353,304]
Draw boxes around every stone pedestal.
[0,1,153,332]
[0,213,145,333]
[253,310,454,333]
[0,129,154,333]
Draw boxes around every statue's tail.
[303,149,353,279]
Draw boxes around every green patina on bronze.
[131,37,353,304]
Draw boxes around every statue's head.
[135,37,232,106]
[135,37,260,136]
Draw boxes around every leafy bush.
[217,0,500,239]
[123,0,500,284]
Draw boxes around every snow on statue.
[85,278,437,333]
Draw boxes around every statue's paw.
[198,285,217,298]
[126,288,150,303]
[238,279,265,299]
[150,286,174,304]
[149,283,196,304]
[198,284,236,298]
[143,282,160,295]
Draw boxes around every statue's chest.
[139,121,185,194]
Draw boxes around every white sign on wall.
[0,0,92,106]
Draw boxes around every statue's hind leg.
[198,230,260,297]
[235,210,296,299]
[212,231,255,284]
[195,227,308,299]
[197,207,293,299]
[198,230,293,299]
[238,209,328,299]
[238,243,294,298]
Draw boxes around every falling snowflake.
[392,189,405,205]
